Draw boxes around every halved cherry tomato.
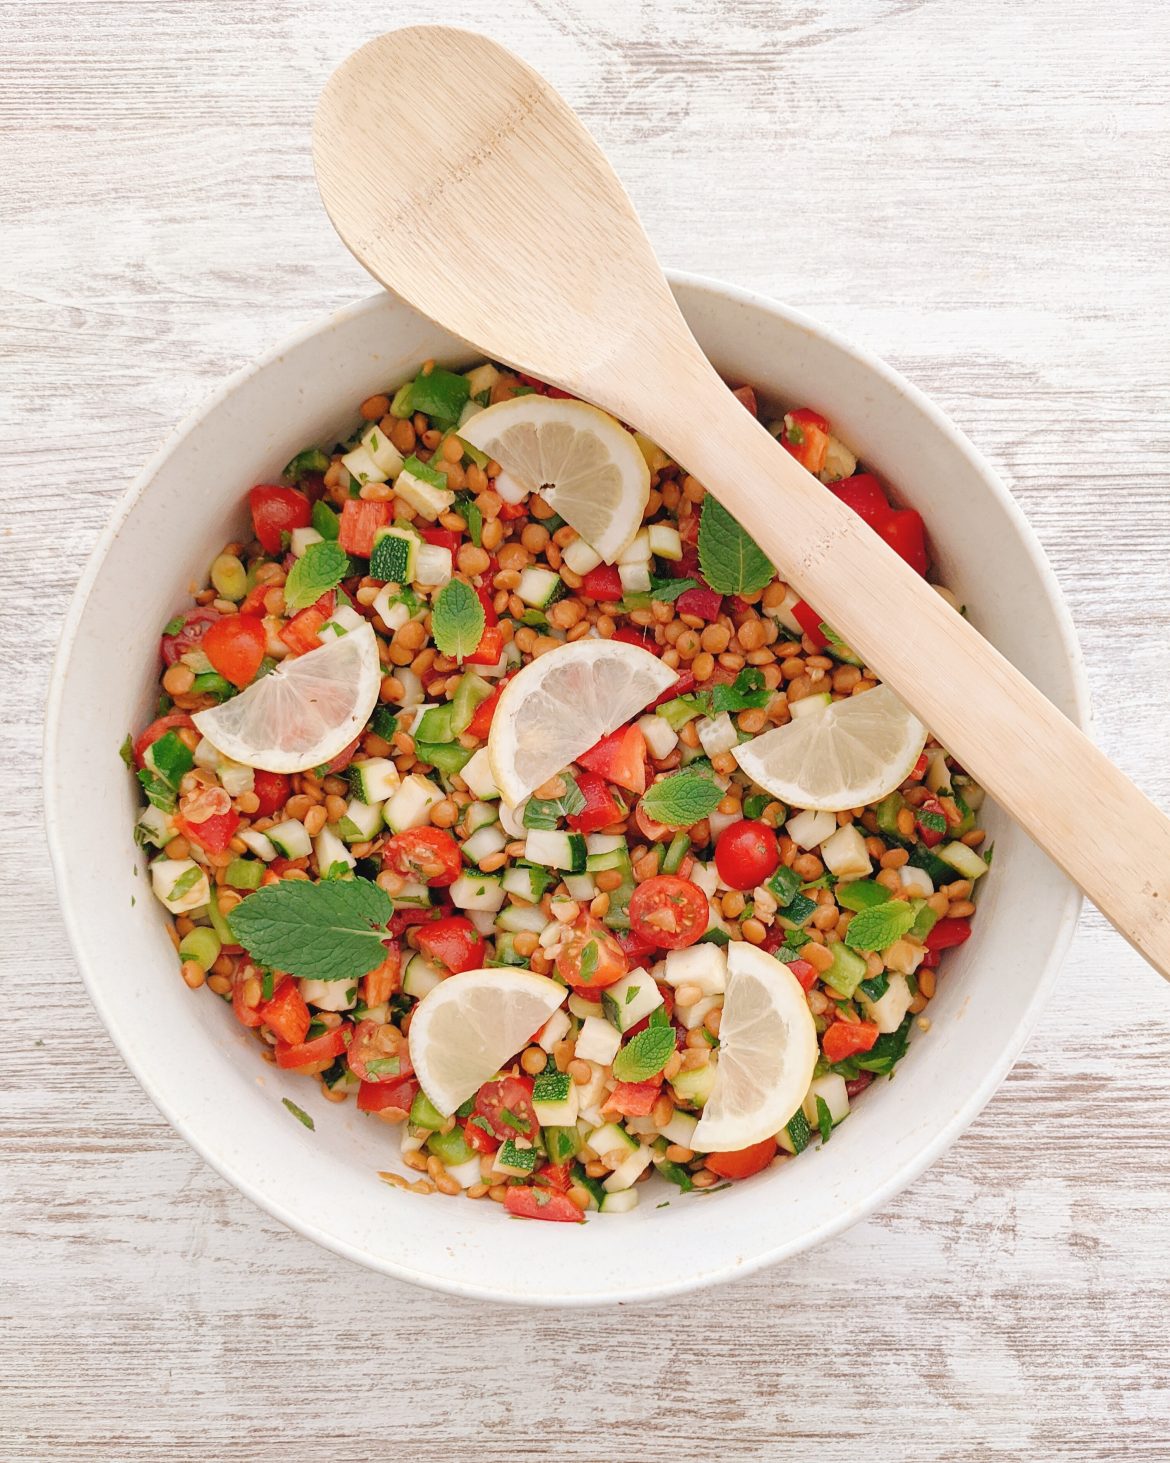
[926,917,972,952]
[915,795,948,848]
[361,944,402,1005]
[568,773,624,835]
[829,473,889,524]
[417,915,485,974]
[383,827,462,887]
[580,564,623,601]
[786,958,818,992]
[231,962,264,1028]
[279,591,335,656]
[275,1023,349,1070]
[202,614,267,688]
[256,977,311,1046]
[714,820,781,890]
[338,498,393,557]
[249,485,311,554]
[822,1019,880,1065]
[674,586,723,622]
[503,1186,584,1223]
[133,712,194,769]
[605,1079,661,1117]
[790,599,830,651]
[732,384,758,416]
[251,770,290,817]
[556,915,629,992]
[347,1019,412,1083]
[616,927,659,964]
[358,1075,419,1114]
[706,1137,778,1180]
[474,1075,538,1142]
[634,800,673,843]
[780,407,830,474]
[464,623,504,667]
[628,875,709,950]
[179,809,240,855]
[160,607,220,667]
[578,725,647,795]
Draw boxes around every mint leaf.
[430,578,485,660]
[639,767,723,829]
[710,667,770,714]
[227,877,393,982]
[578,939,599,985]
[649,576,698,603]
[523,773,586,829]
[842,900,918,952]
[284,539,348,612]
[697,496,774,595]
[282,1098,315,1130]
[612,1025,676,1082]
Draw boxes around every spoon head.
[312,26,683,403]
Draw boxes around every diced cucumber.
[361,422,404,478]
[465,799,500,833]
[899,864,935,898]
[938,841,989,880]
[348,758,401,804]
[517,566,564,609]
[449,672,493,735]
[319,604,365,639]
[369,525,420,584]
[290,526,324,558]
[658,1109,698,1148]
[395,880,432,908]
[238,828,277,861]
[789,691,831,721]
[637,713,678,760]
[585,847,628,873]
[336,798,383,843]
[524,829,587,873]
[585,833,626,856]
[599,1187,640,1214]
[427,1127,475,1168]
[574,1015,621,1065]
[267,819,311,859]
[535,1007,572,1052]
[177,928,219,972]
[495,900,551,935]
[394,463,455,521]
[676,993,721,1030]
[314,825,355,877]
[785,808,837,849]
[464,362,500,397]
[697,712,737,757]
[532,1069,579,1126]
[860,972,914,1033]
[385,773,444,832]
[802,1073,849,1128]
[402,952,444,999]
[601,968,663,1033]
[617,529,651,565]
[414,543,453,586]
[777,1108,811,1155]
[461,823,506,865]
[450,871,506,912]
[603,1142,653,1193]
[567,993,603,1020]
[561,536,602,575]
[876,790,908,841]
[459,747,500,800]
[820,823,872,881]
[821,942,868,999]
[563,872,596,901]
[134,804,173,848]
[586,1122,638,1160]
[647,523,682,561]
[340,442,386,489]
[150,858,210,914]
[670,1060,718,1108]
[465,908,499,937]
[298,976,358,1012]
[618,561,651,594]
[544,1124,582,1165]
[662,942,727,996]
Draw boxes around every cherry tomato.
[357,1075,419,1115]
[322,737,361,776]
[338,498,393,557]
[279,592,334,656]
[160,607,220,667]
[577,725,647,795]
[616,927,659,964]
[714,820,781,890]
[536,1162,573,1192]
[202,613,267,688]
[605,1080,661,1117]
[555,915,629,992]
[252,770,291,817]
[249,484,311,555]
[256,977,310,1046]
[503,1186,585,1223]
[383,827,462,887]
[275,1024,349,1071]
[875,508,928,577]
[417,916,486,974]
[780,407,830,474]
[133,712,194,769]
[580,564,623,601]
[474,1075,538,1143]
[628,875,709,950]
[568,773,625,835]
[179,809,240,856]
[706,1138,778,1180]
[926,917,972,952]
[634,800,673,843]
[821,1019,880,1065]
[231,962,264,1029]
[360,944,402,1006]
[463,1116,501,1154]
[347,1020,412,1083]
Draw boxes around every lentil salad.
[128,361,990,1221]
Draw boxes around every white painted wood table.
[4,1,1169,1457]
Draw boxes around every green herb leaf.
[118,734,135,768]
[612,1025,677,1082]
[161,615,186,637]
[649,576,699,603]
[842,900,918,952]
[168,866,202,901]
[697,496,774,595]
[711,667,770,714]
[364,1057,401,1077]
[639,767,723,829]
[283,539,349,612]
[227,877,393,983]
[282,1098,315,1130]
[854,1013,914,1075]
[858,972,889,1003]
[815,1095,833,1144]
[431,578,486,660]
[523,773,586,829]
[836,880,891,912]
[578,939,599,985]
[283,446,330,482]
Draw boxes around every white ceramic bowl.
[46,277,1087,1305]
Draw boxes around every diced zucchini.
[524,829,587,873]
[789,691,831,721]
[564,872,597,901]
[459,747,500,800]
[777,1108,811,1155]
[465,799,500,833]
[647,523,682,561]
[348,758,400,805]
[314,825,355,877]
[820,823,872,881]
[336,798,383,843]
[361,422,404,478]
[150,858,210,914]
[859,972,914,1033]
[802,1073,849,1127]
[267,818,311,859]
[636,713,678,759]
[544,1124,582,1165]
[495,900,551,935]
[662,942,727,996]
[585,846,628,873]
[395,880,432,908]
[461,823,507,865]
[899,864,935,898]
[574,1015,621,1066]
[385,774,444,832]
[785,808,837,849]
[465,908,499,937]
[134,804,173,848]
[532,1069,579,1126]
[449,871,506,912]
[676,994,721,1031]
[586,1122,638,1160]
[290,526,324,557]
[561,537,602,576]
[601,968,663,1033]
[618,561,651,594]
[697,712,737,757]
[493,1140,541,1177]
[299,976,358,1012]
[238,828,277,861]
[517,566,563,609]
[414,543,453,587]
[938,841,989,880]
[402,952,444,999]
[535,1007,572,1053]
[670,1060,718,1108]
[603,1142,653,1193]
[394,464,455,521]
[568,992,603,1020]
[369,525,420,584]
[658,1109,698,1148]
[340,442,386,489]
[585,833,626,855]
[599,1187,640,1213]
[617,529,651,565]
[463,362,500,397]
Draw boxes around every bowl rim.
[44,274,1089,1304]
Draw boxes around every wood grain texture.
[3,0,1169,1457]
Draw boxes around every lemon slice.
[192,623,381,774]
[487,639,677,805]
[408,968,568,1116]
[458,395,649,562]
[733,683,927,814]
[691,942,818,1154]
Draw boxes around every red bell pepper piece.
[577,725,647,795]
[916,795,948,847]
[646,670,692,709]
[876,508,928,577]
[605,1080,661,1118]
[498,501,527,521]
[829,473,890,525]
[279,591,335,656]
[421,526,461,554]
[338,499,393,557]
[275,1024,349,1070]
[357,1075,419,1114]
[258,977,311,1047]
[790,599,830,651]
[249,485,311,555]
[416,915,486,974]
[475,584,499,626]
[822,1019,880,1064]
[780,407,831,474]
[674,587,723,622]
[567,772,624,834]
[925,917,972,952]
[580,564,623,601]
[463,623,504,667]
[610,625,658,653]
[785,958,819,992]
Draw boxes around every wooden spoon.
[313,25,1170,981]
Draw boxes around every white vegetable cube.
[320,605,366,639]
[135,804,173,848]
[638,713,678,759]
[618,561,651,594]
[239,828,277,861]
[449,871,506,912]
[290,526,324,557]
[802,1073,850,1128]
[601,968,663,1033]
[373,587,412,632]
[385,774,444,832]
[819,434,857,483]
[677,993,721,1030]
[465,908,499,936]
[658,1109,698,1148]
[341,443,386,486]
[394,466,454,521]
[785,808,838,849]
[464,362,500,396]
[820,823,872,881]
[493,470,526,504]
[568,992,604,1020]
[586,1122,638,1161]
[349,758,401,803]
[535,1007,572,1054]
[150,859,211,914]
[574,1015,622,1066]
[267,818,312,859]
[697,712,738,758]
[361,423,404,478]
[339,798,383,842]
[573,1061,609,1114]
[314,826,355,876]
[532,1069,579,1127]
[662,942,727,996]
[899,864,934,898]
[517,566,562,607]
[765,585,805,637]
[617,529,651,564]
[859,973,914,1034]
[561,536,603,576]
[938,842,989,880]
[647,523,682,561]
[924,748,952,796]
[459,747,500,800]
[413,543,453,586]
[603,1142,654,1194]
[789,692,831,721]
[445,1153,488,1190]
[687,861,719,899]
[299,976,358,1012]
[883,938,926,976]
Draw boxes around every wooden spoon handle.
[642,352,1170,979]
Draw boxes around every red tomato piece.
[279,592,335,656]
[714,820,781,890]
[536,1162,573,1192]
[555,915,629,992]
[358,1075,419,1114]
[231,962,264,1029]
[421,526,461,554]
[828,473,890,525]
[925,917,972,953]
[780,407,830,474]
[616,927,660,964]
[674,586,724,623]
[474,583,499,627]
[361,944,402,1005]
[646,670,692,710]
[610,625,658,653]
[568,773,624,835]
[876,508,928,577]
[732,384,758,416]
[578,725,647,795]
[337,498,392,557]
[257,977,310,1046]
[416,916,486,974]
[388,905,450,936]
[202,614,267,688]
[606,1080,661,1117]
[633,800,674,843]
[252,770,290,817]
[790,599,830,651]
[580,564,623,601]
[822,1019,880,1065]
[846,1071,875,1099]
[463,623,504,667]
[133,712,194,769]
[160,607,220,667]
[503,1186,584,1224]
[786,958,818,992]
[249,485,311,555]
[463,1117,501,1153]
[347,1019,412,1083]
[274,1024,349,1070]
[383,827,462,887]
[706,1137,778,1180]
[474,1075,538,1142]
[628,875,709,950]
[916,795,948,848]
[180,809,240,855]
[498,501,527,521]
